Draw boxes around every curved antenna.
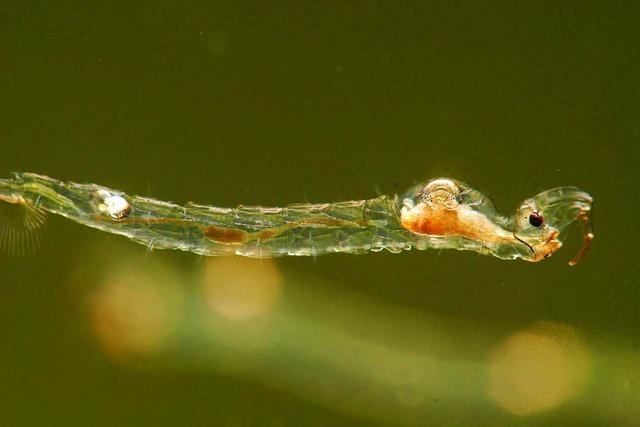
[568,209,594,266]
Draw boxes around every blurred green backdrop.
[1,2,639,426]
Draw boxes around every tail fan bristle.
[0,198,47,257]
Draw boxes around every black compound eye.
[528,211,544,228]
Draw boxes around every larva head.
[512,187,593,265]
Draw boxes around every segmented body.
[0,172,593,263]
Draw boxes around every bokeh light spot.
[88,264,183,360]
[203,257,282,320]
[488,321,591,415]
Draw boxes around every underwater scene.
[1,2,639,426]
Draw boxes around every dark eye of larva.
[528,211,544,228]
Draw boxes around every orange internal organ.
[400,203,511,244]
[203,226,248,244]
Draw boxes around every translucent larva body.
[0,173,593,264]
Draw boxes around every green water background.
[1,2,639,426]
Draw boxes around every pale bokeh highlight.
[488,321,591,415]
[202,257,282,320]
[88,263,184,360]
